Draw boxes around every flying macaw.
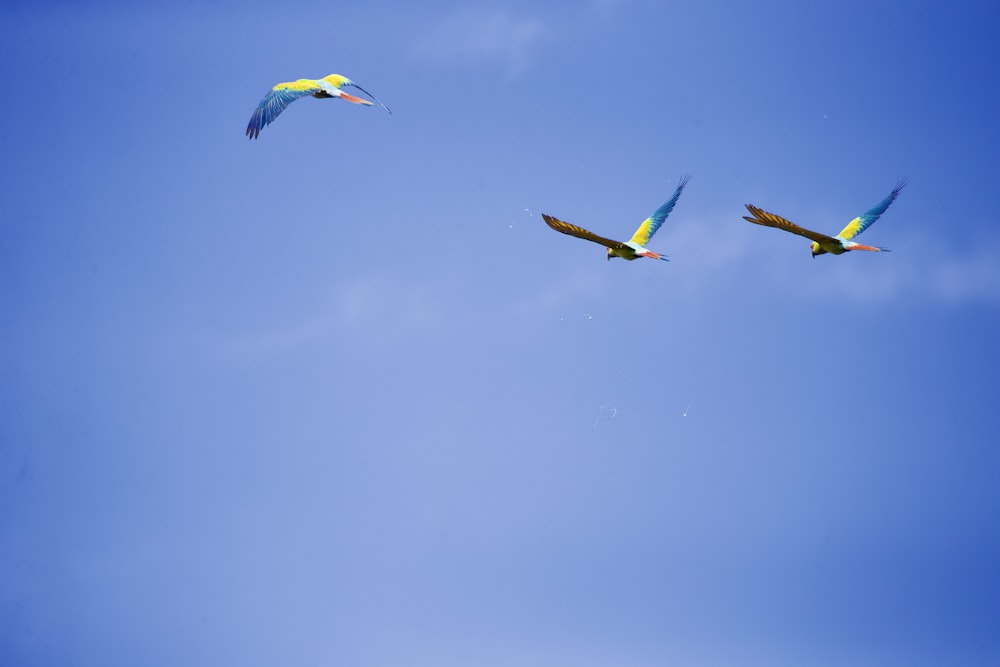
[743,181,906,258]
[542,176,690,261]
[246,73,391,139]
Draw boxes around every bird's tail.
[350,84,392,114]
[338,92,374,106]
[852,243,890,253]
[640,249,669,261]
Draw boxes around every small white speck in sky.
[593,403,618,431]
[510,208,533,229]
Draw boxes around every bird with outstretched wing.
[246,73,390,140]
[542,176,690,261]
[743,181,906,257]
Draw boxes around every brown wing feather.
[743,204,839,245]
[541,214,627,250]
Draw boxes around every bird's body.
[743,181,906,257]
[246,73,390,139]
[542,176,690,262]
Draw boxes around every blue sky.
[2,0,999,664]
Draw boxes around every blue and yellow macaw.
[542,176,690,261]
[246,73,391,139]
[743,181,906,257]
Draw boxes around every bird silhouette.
[246,73,390,139]
[542,176,690,261]
[743,181,906,257]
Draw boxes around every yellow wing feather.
[320,74,351,89]
[836,181,906,240]
[275,79,322,93]
[837,216,865,241]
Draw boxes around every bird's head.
[606,248,615,261]
[810,242,825,258]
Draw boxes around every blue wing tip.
[245,111,262,139]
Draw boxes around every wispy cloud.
[660,208,1000,305]
[413,7,545,76]
[198,276,443,362]
[509,265,612,321]
[778,234,1000,305]
[333,275,441,339]
[923,243,1000,303]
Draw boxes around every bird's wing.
[322,74,392,114]
[542,214,627,250]
[836,180,906,240]
[628,175,690,246]
[743,205,840,245]
[246,79,321,139]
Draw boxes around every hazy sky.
[2,1,999,665]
